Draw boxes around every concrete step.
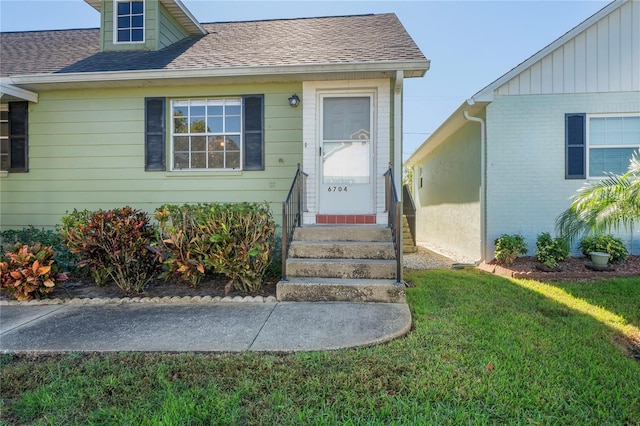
[403,245,418,254]
[289,241,395,260]
[293,225,392,242]
[277,278,405,303]
[286,258,396,280]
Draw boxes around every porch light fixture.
[288,94,300,107]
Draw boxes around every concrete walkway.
[0,301,411,353]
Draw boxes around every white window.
[587,114,640,178]
[115,0,144,43]
[171,99,242,170]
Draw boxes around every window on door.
[322,97,371,185]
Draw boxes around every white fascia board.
[470,0,626,103]
[9,60,430,87]
[163,0,207,35]
[0,82,38,103]
[84,0,100,12]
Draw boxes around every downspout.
[393,70,403,195]
[394,70,404,273]
[463,103,487,265]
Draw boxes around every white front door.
[318,95,374,214]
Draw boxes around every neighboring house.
[405,0,639,262]
[0,0,429,230]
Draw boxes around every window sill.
[166,170,243,178]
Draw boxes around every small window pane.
[174,136,189,151]
[207,117,223,133]
[209,136,225,151]
[226,105,241,115]
[118,2,130,15]
[191,153,206,169]
[225,116,241,132]
[174,118,187,133]
[189,118,206,133]
[118,30,130,42]
[208,152,224,168]
[207,105,223,115]
[118,16,130,29]
[131,29,144,42]
[225,136,240,151]
[191,136,206,152]
[173,104,188,116]
[131,1,144,14]
[131,15,144,28]
[226,152,240,169]
[190,105,205,116]
[174,153,189,169]
[590,147,636,176]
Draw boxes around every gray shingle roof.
[1,14,426,77]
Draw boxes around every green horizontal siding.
[0,82,303,230]
[158,2,189,48]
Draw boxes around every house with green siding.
[405,0,639,263]
[0,0,430,232]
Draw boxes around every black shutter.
[565,113,586,179]
[145,97,166,171]
[9,102,28,173]
[243,95,264,171]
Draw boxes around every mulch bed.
[479,255,640,280]
[0,275,278,302]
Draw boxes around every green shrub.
[154,204,212,287]
[0,226,75,270]
[535,232,569,268]
[60,207,160,295]
[156,202,276,294]
[494,234,527,265]
[579,235,628,264]
[0,243,68,301]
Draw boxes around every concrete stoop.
[277,278,405,303]
[277,225,405,303]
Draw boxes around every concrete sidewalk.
[0,301,411,353]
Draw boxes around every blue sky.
[0,0,610,160]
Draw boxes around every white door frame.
[317,92,375,215]
[302,79,392,225]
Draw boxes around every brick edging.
[477,262,638,280]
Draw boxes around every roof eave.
[0,81,39,103]
[469,0,627,103]
[7,60,430,88]
[405,100,487,166]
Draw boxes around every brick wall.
[485,91,640,258]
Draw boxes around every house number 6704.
[328,186,348,192]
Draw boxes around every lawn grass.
[1,269,639,425]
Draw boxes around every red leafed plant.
[0,243,68,301]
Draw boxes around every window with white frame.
[171,99,242,170]
[588,114,640,177]
[115,0,144,43]
[565,113,640,179]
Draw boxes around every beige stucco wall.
[412,120,482,261]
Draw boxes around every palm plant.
[556,149,640,246]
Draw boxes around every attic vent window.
[116,0,144,43]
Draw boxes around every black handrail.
[384,166,402,284]
[281,164,307,281]
[402,184,417,247]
